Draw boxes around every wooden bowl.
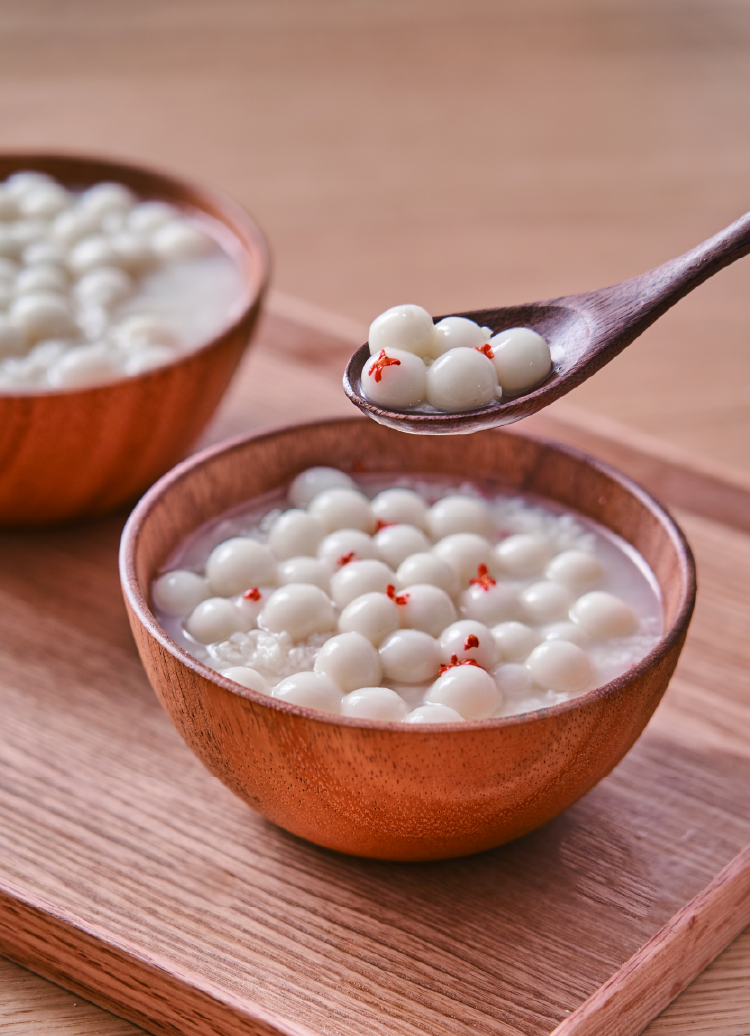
[0,153,269,526]
[120,417,696,862]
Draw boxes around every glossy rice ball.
[375,523,431,569]
[268,509,326,559]
[46,345,121,389]
[491,662,534,697]
[492,621,539,662]
[308,487,376,534]
[404,703,464,724]
[520,581,572,624]
[74,266,132,309]
[341,686,408,722]
[379,629,441,684]
[272,672,342,714]
[425,347,499,411]
[185,597,247,644]
[205,537,276,596]
[395,552,459,597]
[10,292,75,341]
[68,235,119,276]
[427,494,492,539]
[368,303,435,359]
[492,534,554,578]
[277,556,331,591]
[232,588,270,629]
[439,619,497,669]
[222,667,270,694]
[329,559,395,608]
[15,264,68,295]
[314,631,382,692]
[570,591,638,638]
[338,591,400,646]
[527,640,593,692]
[488,327,552,393]
[542,621,590,647]
[260,583,336,640]
[111,314,179,351]
[460,580,518,626]
[361,346,427,409]
[425,664,501,720]
[129,201,178,234]
[546,550,605,591]
[371,488,428,530]
[78,182,135,220]
[430,316,490,357]
[152,569,211,616]
[288,466,355,508]
[317,528,378,567]
[396,583,457,637]
[153,220,212,260]
[433,533,492,585]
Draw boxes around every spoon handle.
[586,211,750,346]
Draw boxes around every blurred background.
[3,0,749,467]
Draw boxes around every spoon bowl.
[344,213,750,434]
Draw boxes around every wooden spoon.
[343,212,750,435]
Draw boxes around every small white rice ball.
[488,327,552,393]
[375,523,431,569]
[368,303,435,359]
[404,703,464,724]
[371,488,428,530]
[67,235,119,276]
[425,347,499,411]
[15,264,68,295]
[546,550,605,591]
[308,487,376,534]
[260,583,336,640]
[206,538,276,596]
[110,231,154,274]
[317,528,378,567]
[0,316,25,358]
[430,316,490,357]
[492,534,554,578]
[10,292,76,341]
[222,667,270,694]
[231,587,270,630]
[341,687,408,722]
[46,344,121,389]
[527,640,593,692]
[74,266,132,309]
[268,509,326,559]
[427,494,492,539]
[439,619,497,669]
[396,583,457,637]
[6,171,55,198]
[570,591,638,639]
[272,672,342,714]
[460,580,518,625]
[425,664,501,720]
[111,314,179,351]
[338,591,400,646]
[152,219,213,259]
[289,466,355,508]
[542,622,590,647]
[361,346,427,409]
[128,201,178,234]
[491,662,534,697]
[329,559,395,608]
[379,629,441,684]
[124,346,178,376]
[395,552,459,597]
[277,556,330,591]
[18,182,70,220]
[185,597,246,643]
[520,581,572,624]
[152,569,211,615]
[314,631,381,692]
[51,208,100,247]
[78,182,135,220]
[433,533,492,585]
[492,621,539,662]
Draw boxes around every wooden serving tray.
[0,295,749,1036]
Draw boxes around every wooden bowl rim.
[0,150,270,399]
[120,416,696,735]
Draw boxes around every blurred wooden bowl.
[0,152,269,525]
[120,417,696,862]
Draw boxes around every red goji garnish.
[386,583,410,606]
[475,343,494,359]
[464,634,480,650]
[337,552,357,566]
[439,654,481,675]
[469,563,496,591]
[243,587,261,601]
[368,349,401,382]
[376,518,394,531]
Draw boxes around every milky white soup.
[151,467,663,725]
[360,303,553,413]
[0,171,245,392]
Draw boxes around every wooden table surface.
[0,1,748,1032]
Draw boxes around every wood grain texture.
[344,213,750,434]
[0,153,269,525]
